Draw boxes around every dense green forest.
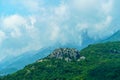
[0,41,120,80]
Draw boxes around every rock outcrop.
[47,48,80,61]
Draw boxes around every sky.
[0,0,120,62]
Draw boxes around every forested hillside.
[0,41,120,80]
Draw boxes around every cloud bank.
[0,0,120,61]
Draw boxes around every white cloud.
[3,15,26,38]
[87,15,112,39]
[3,14,26,28]
[8,0,45,13]
[0,0,117,61]
[0,14,43,58]
[21,0,41,12]
[102,0,113,15]
[76,23,88,32]
[66,0,114,39]
[71,0,98,10]
[0,31,6,44]
[54,3,68,18]
[10,28,22,38]
[50,24,60,41]
[0,55,6,62]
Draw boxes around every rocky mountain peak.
[47,48,80,62]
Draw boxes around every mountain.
[0,31,101,76]
[0,42,89,76]
[0,41,120,80]
[47,48,80,62]
[104,30,120,42]
[0,47,54,76]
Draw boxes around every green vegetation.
[0,41,120,80]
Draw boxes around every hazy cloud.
[0,0,119,61]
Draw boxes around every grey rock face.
[47,48,80,61]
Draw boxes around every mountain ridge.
[1,29,119,76]
[1,41,120,80]
[104,30,120,42]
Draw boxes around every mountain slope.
[0,31,104,76]
[0,41,120,80]
[104,30,120,42]
[0,47,54,76]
